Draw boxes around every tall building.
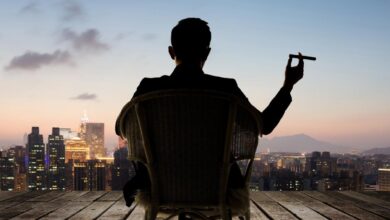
[0,155,15,191]
[81,123,105,159]
[47,128,66,190]
[26,127,46,191]
[378,168,390,191]
[65,138,90,163]
[6,146,26,191]
[73,159,107,191]
[7,146,26,174]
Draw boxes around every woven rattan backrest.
[117,90,260,207]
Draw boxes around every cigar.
[289,54,316,61]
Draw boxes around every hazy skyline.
[1,1,389,150]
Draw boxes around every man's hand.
[284,52,304,92]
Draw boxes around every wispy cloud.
[60,0,85,21]
[20,2,41,14]
[5,50,72,71]
[61,28,109,53]
[142,33,157,41]
[71,93,97,101]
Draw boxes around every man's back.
[133,64,247,101]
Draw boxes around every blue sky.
[0,0,389,150]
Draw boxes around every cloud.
[61,28,109,53]
[20,2,41,14]
[142,33,157,41]
[71,93,97,100]
[60,1,85,21]
[5,50,72,71]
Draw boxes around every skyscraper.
[65,138,89,163]
[7,145,26,191]
[73,159,107,191]
[81,123,105,159]
[27,127,46,191]
[0,154,15,191]
[47,127,66,190]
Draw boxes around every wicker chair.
[116,90,262,220]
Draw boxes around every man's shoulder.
[203,73,238,85]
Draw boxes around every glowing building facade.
[65,138,90,163]
[81,123,105,159]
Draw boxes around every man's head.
[169,18,211,65]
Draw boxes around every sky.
[0,0,389,151]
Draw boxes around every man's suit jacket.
[118,64,292,136]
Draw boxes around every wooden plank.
[126,204,145,220]
[283,192,355,220]
[264,192,326,220]
[0,202,45,220]
[68,201,115,220]
[9,200,67,220]
[250,191,274,202]
[98,191,123,201]
[340,191,390,209]
[98,199,134,220]
[4,191,46,202]
[249,201,269,220]
[27,191,66,202]
[304,191,386,220]
[39,201,91,220]
[51,191,89,202]
[329,192,390,219]
[362,192,390,202]
[74,191,108,202]
[0,192,26,202]
[251,192,298,219]
[0,201,20,211]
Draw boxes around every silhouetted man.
[116,18,303,207]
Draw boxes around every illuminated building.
[74,159,107,191]
[378,168,390,191]
[47,128,66,190]
[27,127,46,191]
[65,138,89,163]
[0,155,15,191]
[7,145,26,174]
[14,174,27,192]
[79,118,105,159]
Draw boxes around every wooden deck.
[0,191,389,219]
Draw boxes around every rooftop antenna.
[81,110,89,123]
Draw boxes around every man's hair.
[171,18,211,60]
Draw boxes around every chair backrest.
[117,90,261,208]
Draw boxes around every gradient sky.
[0,0,389,150]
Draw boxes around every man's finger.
[298,52,304,68]
[287,57,292,68]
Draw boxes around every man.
[116,18,303,207]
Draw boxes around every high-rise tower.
[26,127,46,191]
[47,127,66,190]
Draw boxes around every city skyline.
[0,1,389,149]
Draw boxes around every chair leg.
[221,209,232,220]
[144,206,158,220]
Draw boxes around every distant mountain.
[361,147,390,155]
[258,134,358,154]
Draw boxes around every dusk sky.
[0,1,389,150]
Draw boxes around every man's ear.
[168,46,175,60]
